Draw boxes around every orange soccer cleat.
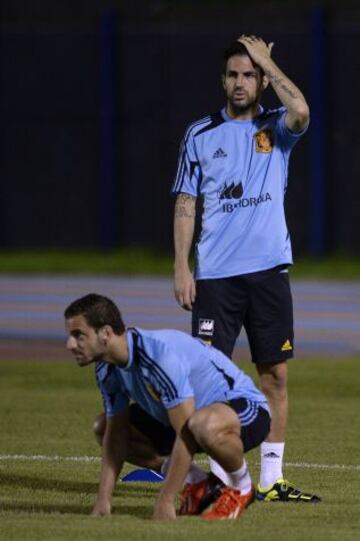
[178,474,224,516]
[202,485,255,520]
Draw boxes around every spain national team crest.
[255,128,273,153]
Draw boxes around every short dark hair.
[222,40,263,76]
[64,293,125,335]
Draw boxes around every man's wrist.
[258,55,277,74]
[158,486,177,504]
[174,259,190,271]
[95,494,111,506]
[92,496,112,515]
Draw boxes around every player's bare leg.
[93,413,208,481]
[93,412,165,470]
[256,361,288,486]
[257,361,288,443]
[256,362,320,502]
[182,403,255,519]
[189,403,243,469]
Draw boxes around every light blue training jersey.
[172,106,307,279]
[96,327,269,425]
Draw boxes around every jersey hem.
[195,261,293,280]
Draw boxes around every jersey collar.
[221,105,264,122]
[124,329,135,371]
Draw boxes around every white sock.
[227,459,252,495]
[184,464,208,484]
[209,457,251,494]
[161,457,207,485]
[208,456,232,485]
[260,442,285,488]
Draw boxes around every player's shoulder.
[130,327,176,354]
[184,111,225,139]
[132,328,197,364]
[135,327,188,349]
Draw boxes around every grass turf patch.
[0,358,359,540]
[0,249,359,279]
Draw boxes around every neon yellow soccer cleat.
[256,479,321,503]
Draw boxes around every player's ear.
[221,73,226,90]
[98,325,112,345]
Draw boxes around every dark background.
[1,0,359,256]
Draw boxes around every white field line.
[0,454,101,463]
[0,454,359,471]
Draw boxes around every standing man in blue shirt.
[172,35,319,501]
[64,293,274,520]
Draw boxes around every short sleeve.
[96,372,129,417]
[148,347,194,410]
[275,108,309,151]
[171,125,202,196]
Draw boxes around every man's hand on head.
[238,35,274,65]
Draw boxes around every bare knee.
[93,413,106,446]
[189,409,217,440]
[188,407,238,449]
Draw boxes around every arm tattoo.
[175,194,196,218]
[265,70,298,99]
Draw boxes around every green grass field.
[1,357,359,540]
[0,249,360,279]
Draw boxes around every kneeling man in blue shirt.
[64,293,271,520]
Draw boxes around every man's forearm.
[97,451,123,503]
[174,194,196,269]
[238,36,310,132]
[153,399,197,519]
[153,434,193,520]
[93,421,128,514]
[158,399,197,503]
[158,435,194,503]
[261,58,309,129]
